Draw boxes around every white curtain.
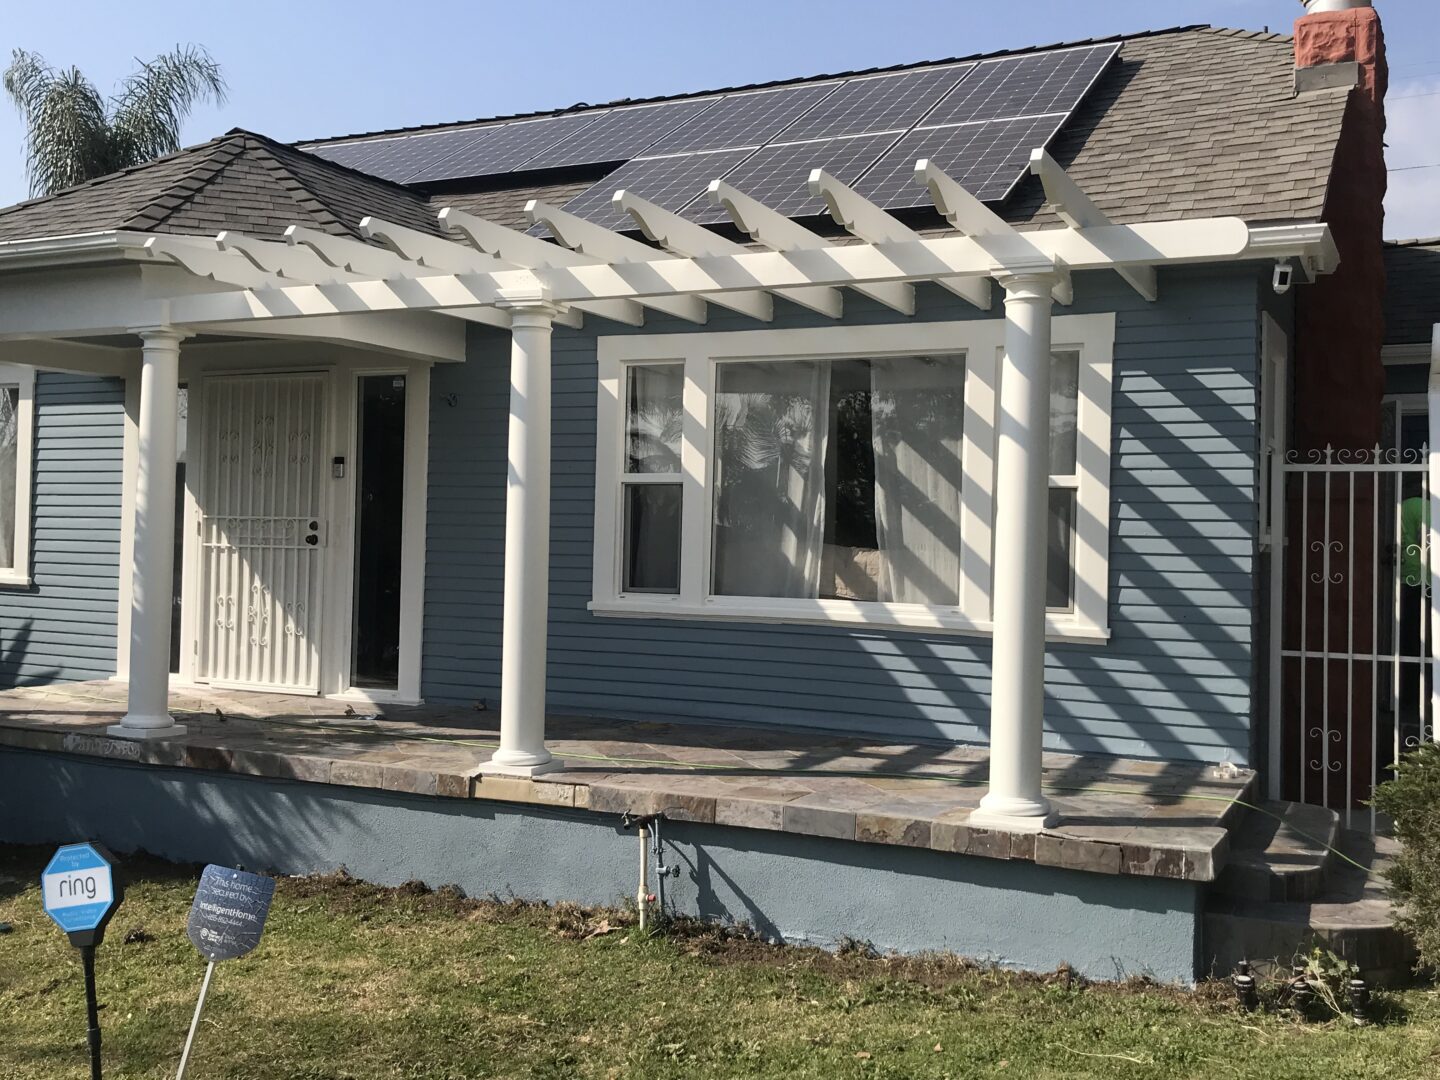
[712,360,831,598]
[0,388,17,570]
[870,356,965,606]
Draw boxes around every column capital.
[131,326,191,347]
[995,268,1059,299]
[495,284,564,324]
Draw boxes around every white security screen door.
[198,373,328,692]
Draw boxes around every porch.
[0,680,1248,882]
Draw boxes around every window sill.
[588,597,1111,644]
[0,572,32,589]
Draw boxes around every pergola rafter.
[93,152,1341,831]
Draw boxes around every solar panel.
[923,43,1119,127]
[311,128,494,184]
[556,149,758,231]
[683,132,902,223]
[644,83,841,155]
[521,99,721,169]
[413,113,602,183]
[853,113,1068,207]
[777,64,976,143]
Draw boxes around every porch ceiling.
[0,681,1251,883]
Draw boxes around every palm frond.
[4,51,108,195]
[108,44,226,166]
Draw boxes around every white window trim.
[592,316,1115,642]
[0,363,35,588]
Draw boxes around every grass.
[1,846,1437,1080]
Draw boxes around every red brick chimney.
[1291,0,1388,452]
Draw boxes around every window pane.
[710,355,964,605]
[870,354,965,606]
[0,386,17,570]
[1050,350,1079,476]
[1047,487,1076,610]
[712,360,829,598]
[626,364,683,474]
[623,483,682,593]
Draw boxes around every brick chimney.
[1291,0,1388,452]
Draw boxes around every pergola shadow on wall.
[0,149,1337,833]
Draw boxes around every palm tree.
[4,45,226,197]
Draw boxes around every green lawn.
[1,846,1436,1080]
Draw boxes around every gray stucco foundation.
[1,749,1202,982]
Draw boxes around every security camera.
[1272,262,1294,295]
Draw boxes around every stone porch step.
[1216,800,1340,902]
[1203,830,1417,987]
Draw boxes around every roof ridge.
[1387,237,1440,248]
[1198,26,1295,45]
[243,136,359,237]
[123,134,253,232]
[295,23,1212,148]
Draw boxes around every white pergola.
[0,149,1339,832]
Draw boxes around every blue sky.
[2,0,1436,238]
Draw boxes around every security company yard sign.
[41,842,122,1079]
[176,865,276,1079]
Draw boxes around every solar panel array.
[309,42,1119,219]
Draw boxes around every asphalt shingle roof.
[0,26,1354,246]
[1383,239,1440,346]
[0,131,436,243]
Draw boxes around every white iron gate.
[1276,445,1437,829]
[198,373,328,693]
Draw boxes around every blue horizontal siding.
[0,372,123,685]
[423,265,1263,764]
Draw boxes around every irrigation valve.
[1232,961,1258,1012]
[1348,977,1371,1024]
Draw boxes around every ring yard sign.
[42,842,120,946]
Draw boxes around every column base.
[106,720,187,741]
[969,798,1059,833]
[474,756,566,779]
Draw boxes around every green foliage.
[3,45,225,196]
[1372,741,1440,975]
[2,847,1439,1079]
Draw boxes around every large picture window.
[594,318,1114,640]
[0,364,35,587]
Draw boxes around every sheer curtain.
[0,388,17,570]
[712,360,831,597]
[870,355,965,606]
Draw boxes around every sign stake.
[175,960,216,1080]
[81,944,102,1080]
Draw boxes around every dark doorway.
[351,375,407,688]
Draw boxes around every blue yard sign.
[41,841,122,1078]
[42,842,118,940]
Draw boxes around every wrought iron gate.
[1275,445,1436,829]
[198,373,328,693]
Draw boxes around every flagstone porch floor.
[0,681,1255,883]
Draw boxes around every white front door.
[197,373,328,692]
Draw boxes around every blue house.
[0,9,1417,982]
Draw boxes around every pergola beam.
[613,189,842,319]
[809,168,992,312]
[710,179,915,316]
[915,160,1070,305]
[437,207,655,327]
[1029,149,1158,302]
[164,216,1254,327]
[526,199,767,323]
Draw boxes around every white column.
[971,272,1059,831]
[479,302,564,776]
[109,328,187,739]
